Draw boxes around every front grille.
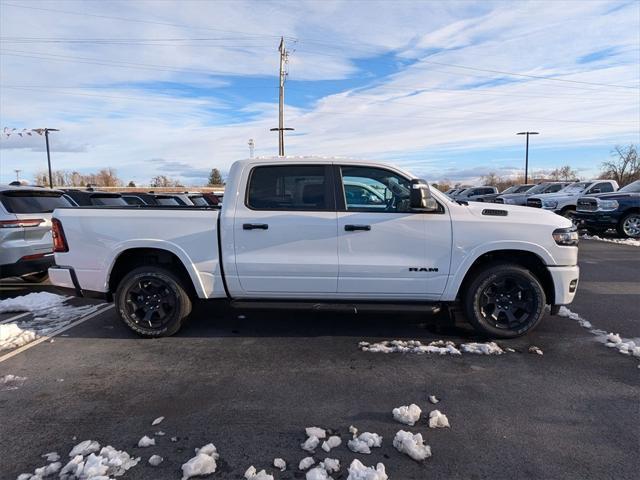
[494,198,504,204]
[577,198,598,212]
[527,198,542,208]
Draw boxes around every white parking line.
[0,304,115,364]
[0,312,31,325]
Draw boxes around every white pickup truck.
[49,157,580,338]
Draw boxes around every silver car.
[0,185,73,280]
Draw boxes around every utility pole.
[44,128,60,188]
[14,169,21,181]
[270,37,294,156]
[516,131,539,183]
[248,138,255,158]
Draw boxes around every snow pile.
[306,466,331,480]
[273,458,286,471]
[0,301,101,351]
[305,426,327,439]
[428,410,450,428]
[347,428,383,454]
[149,455,163,466]
[392,403,422,426]
[558,306,592,329]
[460,342,504,355]
[359,339,461,355]
[151,416,165,425]
[42,452,60,462]
[605,333,640,358]
[182,443,219,480]
[321,435,341,452]
[581,234,640,247]
[0,374,27,391]
[0,292,68,313]
[245,466,274,480]
[346,459,388,480]
[428,395,439,404]
[393,430,432,461]
[299,457,315,470]
[321,458,340,473]
[56,444,140,479]
[528,346,544,355]
[137,435,155,447]
[301,435,320,452]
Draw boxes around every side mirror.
[410,179,438,212]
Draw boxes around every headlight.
[543,200,558,209]
[598,199,619,211]
[553,226,579,246]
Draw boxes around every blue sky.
[0,0,638,186]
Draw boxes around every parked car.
[1,185,73,280]
[453,186,498,202]
[63,189,129,207]
[445,187,470,198]
[147,191,194,206]
[201,192,221,206]
[526,180,619,217]
[574,180,640,238]
[474,184,535,203]
[49,157,579,339]
[495,182,572,205]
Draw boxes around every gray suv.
[453,186,498,202]
[0,185,73,280]
[494,182,570,205]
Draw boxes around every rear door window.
[90,195,127,206]
[189,196,208,206]
[0,190,72,213]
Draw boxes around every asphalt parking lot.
[1,239,638,480]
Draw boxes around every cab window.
[340,166,412,213]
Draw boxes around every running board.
[229,300,442,314]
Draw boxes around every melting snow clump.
[347,459,388,480]
[273,458,286,471]
[359,339,461,355]
[581,234,640,247]
[528,346,544,355]
[460,342,504,355]
[306,466,331,480]
[428,410,450,428]
[393,430,432,461]
[321,435,342,452]
[0,374,27,391]
[182,443,219,480]
[392,403,422,426]
[428,395,439,404]
[149,454,163,466]
[42,452,60,462]
[605,333,640,358]
[137,435,155,447]
[557,306,592,329]
[0,324,37,351]
[0,292,68,313]
[69,440,101,457]
[321,458,340,473]
[301,435,320,452]
[299,456,315,470]
[57,445,140,479]
[151,416,165,425]
[245,466,274,479]
[348,430,383,454]
[305,426,327,439]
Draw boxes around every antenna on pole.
[248,138,255,159]
[270,36,294,157]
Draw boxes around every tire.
[616,212,640,238]
[462,263,546,338]
[115,266,192,337]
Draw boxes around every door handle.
[344,224,371,232]
[243,223,269,230]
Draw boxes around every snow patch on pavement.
[69,439,100,457]
[182,443,219,480]
[137,435,155,447]
[347,459,388,480]
[273,458,286,471]
[301,435,320,453]
[428,410,450,428]
[428,395,439,404]
[306,465,331,480]
[347,429,382,454]
[392,403,421,426]
[321,458,340,473]
[581,234,640,247]
[245,466,274,479]
[305,426,327,439]
[460,342,504,355]
[148,454,163,466]
[151,416,164,425]
[360,339,507,355]
[55,444,139,479]
[299,457,315,470]
[321,435,341,452]
[0,373,27,391]
[0,292,68,313]
[393,430,432,461]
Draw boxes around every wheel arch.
[107,246,202,298]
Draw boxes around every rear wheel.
[115,266,192,337]
[617,213,640,238]
[463,263,546,338]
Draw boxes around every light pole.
[44,128,60,188]
[516,131,539,184]
[14,169,21,181]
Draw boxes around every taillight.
[0,218,45,228]
[51,218,69,253]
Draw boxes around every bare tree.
[150,175,183,188]
[599,145,639,186]
[549,165,578,181]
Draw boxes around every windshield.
[514,184,534,193]
[561,182,589,194]
[619,180,640,193]
[155,196,180,206]
[91,195,128,206]
[1,190,72,213]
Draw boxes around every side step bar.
[229,300,442,314]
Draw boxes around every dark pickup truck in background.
[574,180,640,238]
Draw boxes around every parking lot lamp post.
[44,128,59,188]
[516,131,539,184]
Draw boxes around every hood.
[587,191,638,200]
[528,191,580,200]
[496,192,527,200]
[464,201,572,228]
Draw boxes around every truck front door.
[336,165,451,299]
[233,164,338,295]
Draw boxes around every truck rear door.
[232,164,338,294]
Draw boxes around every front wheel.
[115,266,192,337]
[617,212,640,238]
[463,263,546,338]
